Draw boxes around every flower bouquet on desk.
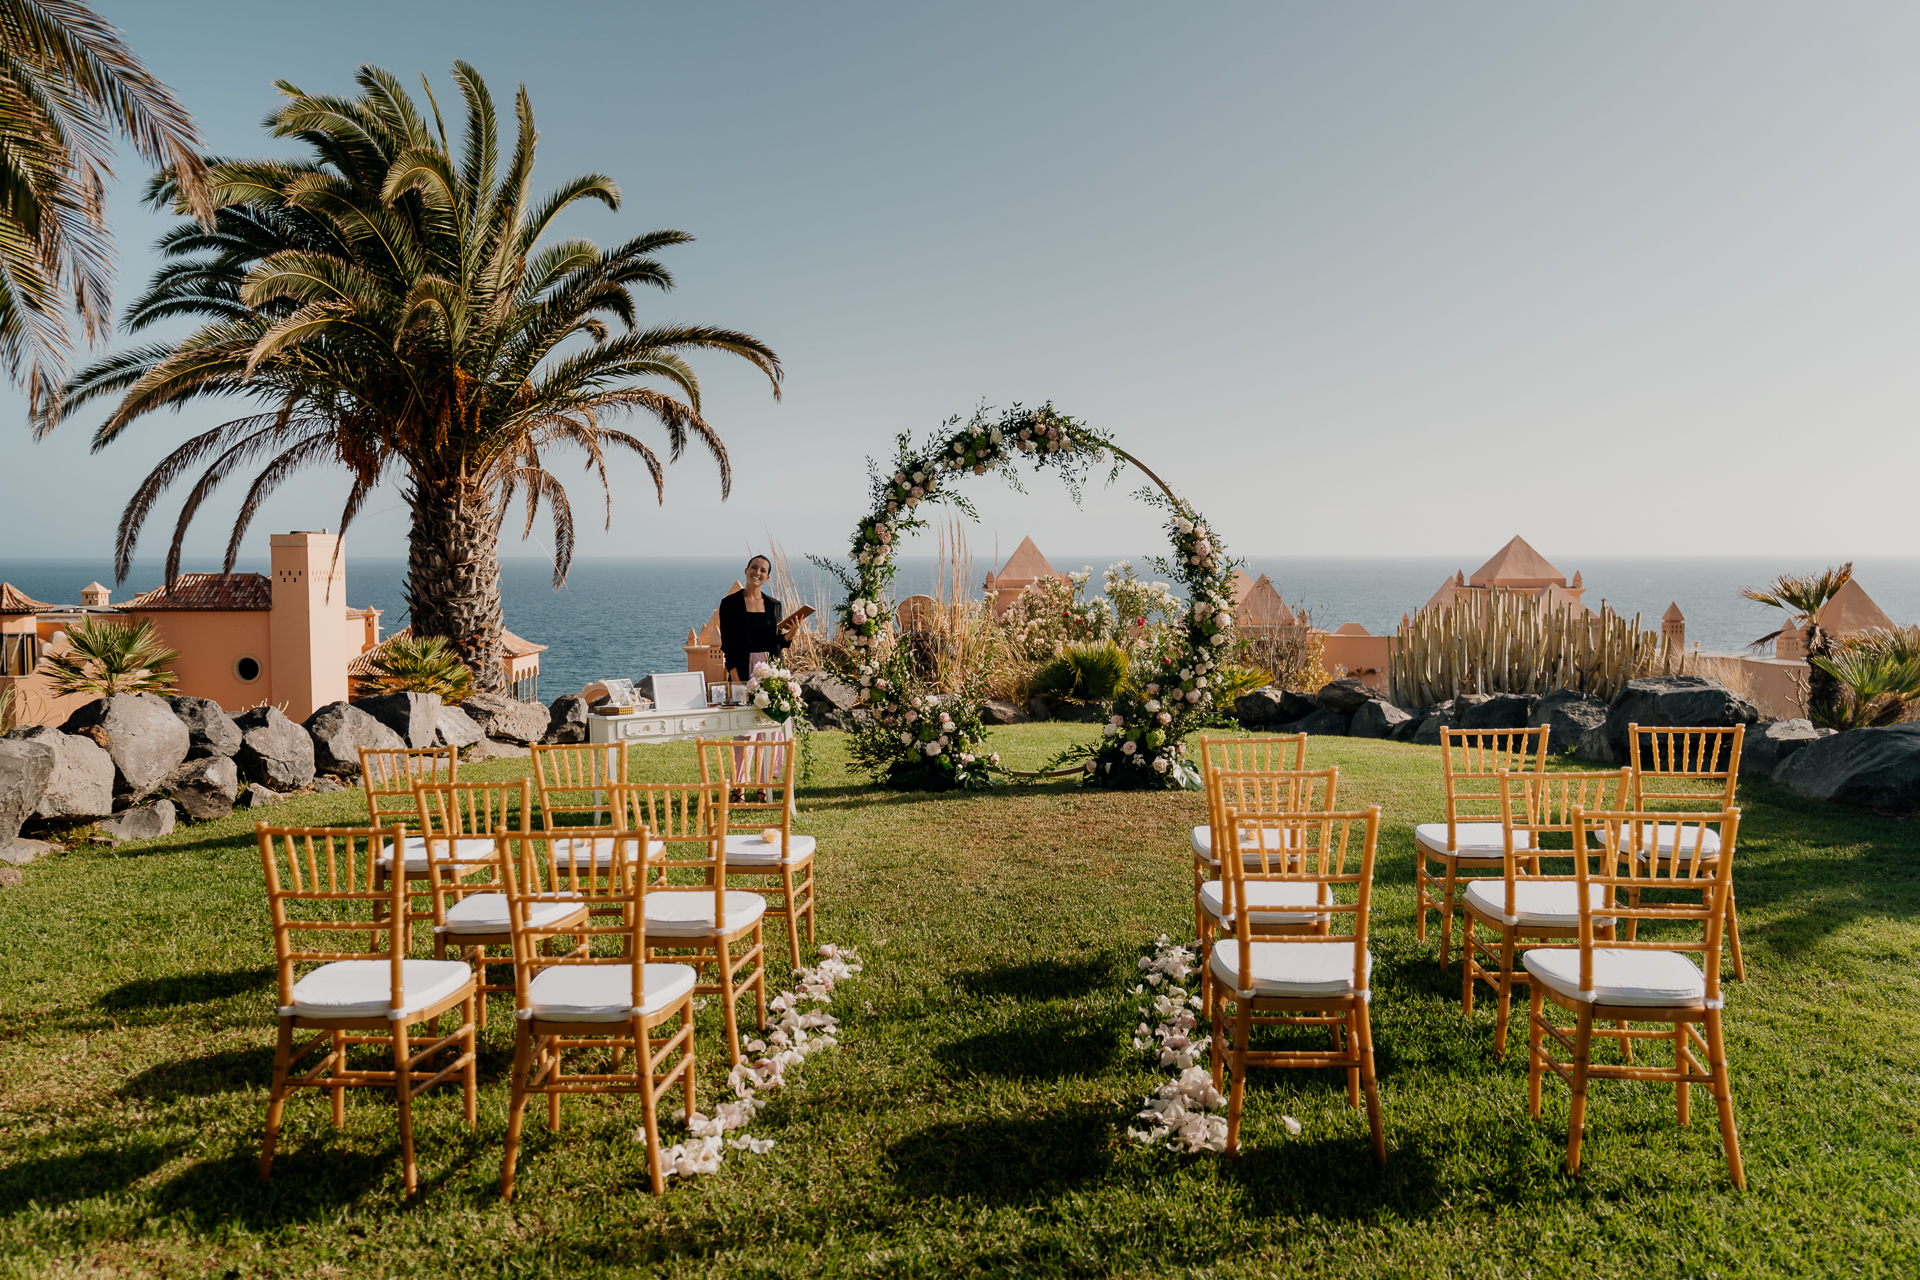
[746,662,813,780]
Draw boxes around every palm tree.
[41,616,177,697]
[0,0,209,414]
[351,633,474,702]
[1742,563,1853,726]
[42,63,780,691]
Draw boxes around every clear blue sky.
[4,2,1917,572]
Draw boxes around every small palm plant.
[41,617,178,697]
[352,635,475,702]
[0,685,14,733]
[1812,626,1920,730]
[1030,641,1130,705]
[1743,563,1853,727]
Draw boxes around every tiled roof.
[121,573,272,611]
[501,628,547,658]
[0,583,52,614]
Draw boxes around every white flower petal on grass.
[1283,1115,1303,1136]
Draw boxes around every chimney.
[1661,602,1685,651]
[269,531,349,721]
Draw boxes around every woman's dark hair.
[745,554,772,573]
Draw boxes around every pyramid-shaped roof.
[0,583,51,614]
[1468,535,1566,588]
[1663,602,1685,621]
[1815,578,1895,636]
[1228,568,1257,605]
[1236,574,1296,627]
[994,536,1055,583]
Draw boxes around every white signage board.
[649,671,709,711]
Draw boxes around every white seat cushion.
[1414,822,1534,859]
[378,835,498,873]
[442,892,585,935]
[1462,879,1615,928]
[644,889,767,938]
[525,962,698,1021]
[288,959,472,1020]
[546,835,665,868]
[724,832,817,866]
[1198,878,1322,926]
[1522,947,1709,1008]
[1191,824,1301,864]
[1209,941,1373,999]
[1629,824,1722,860]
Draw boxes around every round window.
[235,656,261,683]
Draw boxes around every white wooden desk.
[586,705,776,746]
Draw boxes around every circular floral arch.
[815,404,1238,791]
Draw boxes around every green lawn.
[1,727,1917,1278]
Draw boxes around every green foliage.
[1743,562,1855,725]
[0,685,13,734]
[40,617,177,697]
[350,634,474,702]
[1812,633,1920,730]
[1029,641,1129,704]
[1204,661,1271,711]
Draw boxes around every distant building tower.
[1662,602,1686,651]
[79,582,110,608]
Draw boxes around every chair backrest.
[1437,727,1551,842]
[413,779,533,926]
[1626,724,1745,810]
[612,782,728,919]
[1205,767,1339,858]
[1569,807,1741,1007]
[257,824,408,1010]
[359,746,458,827]
[1483,768,1633,923]
[531,743,628,828]
[695,736,796,840]
[1197,735,1309,844]
[1218,806,1381,995]
[497,829,654,1008]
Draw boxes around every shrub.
[352,634,475,701]
[41,617,178,697]
[1029,641,1129,705]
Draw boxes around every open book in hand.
[777,605,815,638]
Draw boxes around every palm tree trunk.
[1805,622,1840,726]
[405,473,506,694]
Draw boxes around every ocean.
[5,554,1916,700]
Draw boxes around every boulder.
[233,706,317,790]
[980,699,1030,726]
[304,701,404,776]
[313,777,346,794]
[1316,679,1380,715]
[97,799,175,842]
[800,672,861,714]
[166,696,243,759]
[163,755,239,821]
[1774,724,1920,812]
[1532,690,1609,754]
[1605,677,1759,762]
[546,694,591,745]
[1,838,54,867]
[1349,700,1412,740]
[355,691,444,749]
[1458,693,1534,731]
[1413,702,1459,746]
[460,692,551,746]
[1390,706,1432,743]
[8,726,115,819]
[1234,687,1312,728]
[0,737,56,849]
[434,705,484,750]
[1025,696,1054,723]
[1282,708,1349,737]
[243,785,284,809]
[60,693,190,796]
[465,738,531,763]
[1742,719,1836,778]
[1572,725,1619,765]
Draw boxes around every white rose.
[923,741,942,757]
[1209,633,1226,645]
[1158,712,1171,725]
[1214,611,1231,629]
[1145,700,1160,713]
[989,429,1002,444]
[899,732,913,745]
[1152,756,1170,773]
[1103,723,1117,736]
[753,692,771,708]
[1186,689,1201,703]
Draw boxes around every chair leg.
[1356,1002,1385,1164]
[331,1030,346,1127]
[548,1037,562,1131]
[1460,915,1477,1018]
[260,1018,294,1182]
[1527,986,1546,1117]
[1566,1009,1593,1177]
[1705,1011,1745,1188]
[717,940,744,1065]
[1208,988,1228,1095]
[501,1020,532,1200]
[1438,863,1458,968]
[1414,854,1429,942]
[634,1015,665,1196]
[753,925,769,1030]
[1225,1001,1251,1157]
[462,999,478,1128]
[1675,1022,1691,1127]
[780,867,802,972]
[1494,932,1517,1059]
[394,1022,418,1197]
[1725,892,1746,981]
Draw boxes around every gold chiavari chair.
[256,824,477,1197]
[497,829,698,1199]
[1191,734,1309,928]
[613,782,767,1065]
[697,736,817,971]
[1525,807,1745,1187]
[1459,767,1633,1057]
[359,746,469,938]
[415,779,575,1029]
[1194,767,1341,1004]
[531,742,628,830]
[1415,727,1551,968]
[1624,723,1748,979]
[1209,806,1385,1161]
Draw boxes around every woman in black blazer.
[718,554,788,681]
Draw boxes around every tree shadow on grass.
[934,1006,1127,1081]
[954,953,1118,1000]
[0,1134,189,1213]
[886,1103,1115,1204]
[99,965,276,1012]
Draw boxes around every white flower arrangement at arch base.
[648,943,865,1179]
[743,661,814,780]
